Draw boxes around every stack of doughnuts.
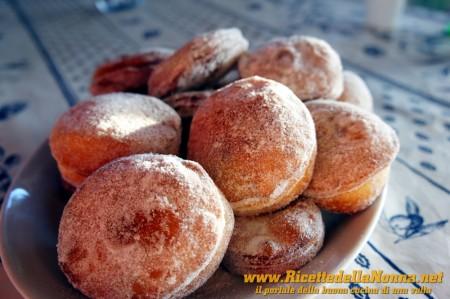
[50,28,399,298]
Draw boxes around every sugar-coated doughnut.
[49,93,181,188]
[338,71,373,111]
[90,48,173,95]
[223,199,324,275]
[188,76,317,216]
[304,100,399,213]
[58,154,234,299]
[148,28,249,97]
[238,35,343,100]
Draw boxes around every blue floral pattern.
[348,283,370,299]
[383,197,448,243]
[0,58,29,71]
[354,253,370,269]
[0,102,27,121]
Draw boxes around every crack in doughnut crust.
[90,48,173,95]
[163,90,213,118]
[238,35,343,101]
[337,70,373,111]
[223,199,324,275]
[188,76,317,216]
[148,28,249,97]
[304,100,399,213]
[49,93,181,188]
[57,154,234,299]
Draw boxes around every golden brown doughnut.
[49,93,181,188]
[304,100,399,213]
[188,76,317,216]
[148,28,249,97]
[238,35,343,100]
[90,48,173,95]
[223,199,324,275]
[58,154,234,299]
[338,70,373,111]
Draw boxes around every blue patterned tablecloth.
[0,0,449,298]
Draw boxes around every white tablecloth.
[1,0,449,298]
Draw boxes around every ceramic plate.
[1,142,387,299]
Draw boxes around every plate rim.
[0,141,50,299]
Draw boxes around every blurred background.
[412,0,450,10]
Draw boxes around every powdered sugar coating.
[238,35,343,100]
[49,93,181,187]
[148,28,249,97]
[188,76,316,215]
[223,199,324,275]
[304,100,399,198]
[57,154,234,299]
[338,70,373,111]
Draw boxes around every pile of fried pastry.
[49,28,399,299]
